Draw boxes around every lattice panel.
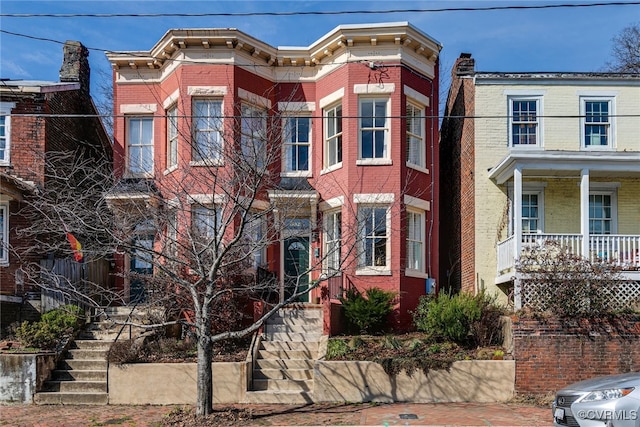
[521,281,640,313]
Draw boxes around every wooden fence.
[39,258,111,312]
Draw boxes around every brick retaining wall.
[512,316,640,395]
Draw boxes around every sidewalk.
[0,402,551,426]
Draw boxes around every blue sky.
[1,0,638,97]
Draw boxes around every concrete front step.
[255,358,314,370]
[52,370,107,381]
[260,340,319,352]
[59,360,107,371]
[252,378,312,392]
[42,380,107,393]
[244,390,314,404]
[33,392,109,405]
[66,349,108,359]
[268,318,321,327]
[258,349,316,359]
[264,332,322,342]
[254,368,313,380]
[71,339,113,350]
[266,323,322,334]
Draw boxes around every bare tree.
[14,74,435,414]
[14,95,368,416]
[604,22,640,73]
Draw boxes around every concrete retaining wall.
[108,362,249,405]
[108,360,513,404]
[0,353,56,403]
[314,360,515,403]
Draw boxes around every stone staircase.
[245,305,324,404]
[33,306,145,405]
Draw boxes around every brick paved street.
[0,402,551,426]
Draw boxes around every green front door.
[284,236,309,302]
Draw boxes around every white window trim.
[589,186,618,234]
[188,86,227,96]
[507,95,544,149]
[120,104,157,114]
[162,89,180,109]
[507,182,546,235]
[405,207,427,278]
[0,102,14,165]
[403,85,429,107]
[322,101,343,173]
[353,83,395,94]
[165,104,179,174]
[281,115,312,177]
[323,208,342,275]
[191,99,224,166]
[319,88,344,109]
[580,96,615,151]
[358,97,391,163]
[0,202,8,266]
[238,88,271,109]
[405,99,426,170]
[354,198,393,275]
[126,116,155,178]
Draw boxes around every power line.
[1,2,639,18]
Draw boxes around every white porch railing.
[497,234,640,273]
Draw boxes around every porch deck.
[497,234,640,274]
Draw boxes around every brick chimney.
[454,53,475,77]
[59,40,90,94]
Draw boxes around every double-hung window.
[193,100,223,163]
[241,103,267,169]
[406,102,425,168]
[166,105,178,169]
[582,98,613,148]
[358,205,390,270]
[324,210,342,275]
[0,203,8,265]
[0,102,13,165]
[192,205,221,240]
[283,116,310,174]
[359,99,389,160]
[406,209,424,273]
[509,98,540,147]
[324,103,342,169]
[128,117,154,176]
[589,193,614,235]
[248,211,266,268]
[521,193,541,234]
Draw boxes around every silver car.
[553,372,640,427]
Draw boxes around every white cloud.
[0,60,31,78]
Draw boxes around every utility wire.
[1,2,639,18]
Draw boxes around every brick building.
[440,53,640,307]
[106,22,441,331]
[0,41,112,329]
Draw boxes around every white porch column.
[513,167,523,261]
[513,167,523,310]
[580,169,590,259]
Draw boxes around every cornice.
[106,22,441,82]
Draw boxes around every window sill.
[356,267,392,276]
[320,163,343,175]
[406,163,429,174]
[509,145,542,150]
[163,165,178,175]
[356,158,392,166]
[281,171,312,178]
[190,160,223,167]
[581,146,614,151]
[405,270,428,279]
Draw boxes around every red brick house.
[0,41,112,329]
[106,23,441,331]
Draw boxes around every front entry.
[129,235,153,303]
[284,236,309,303]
